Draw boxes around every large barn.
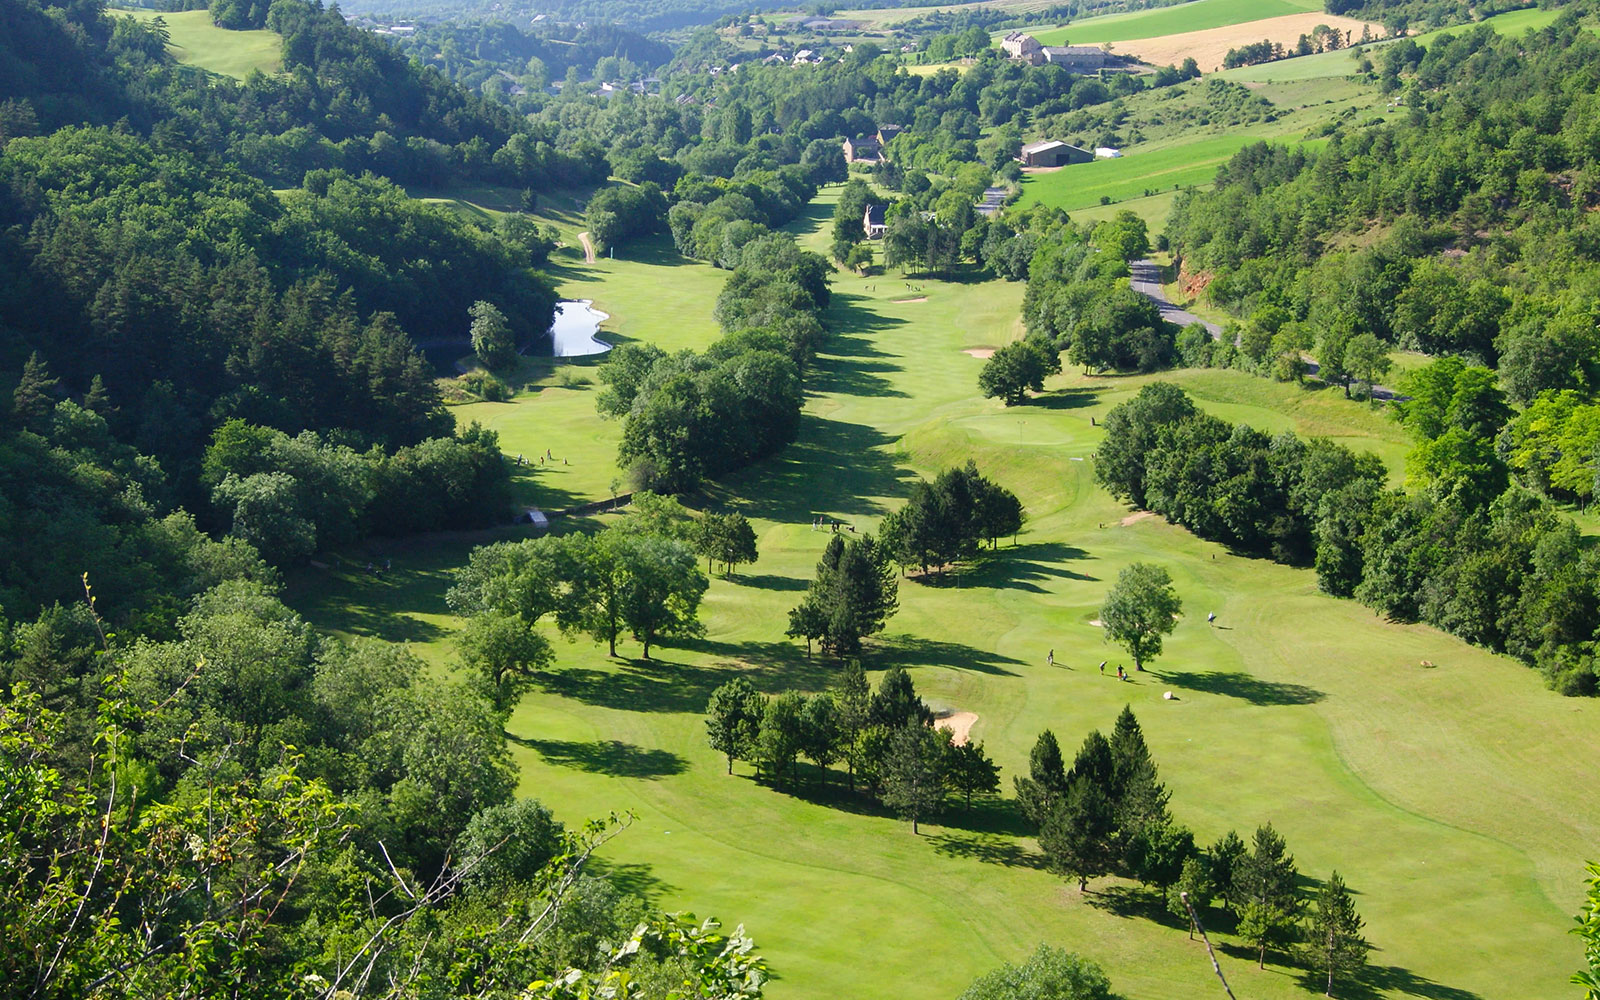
[1018,140,1093,168]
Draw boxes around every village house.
[843,135,883,163]
[863,204,887,238]
[1002,32,1114,72]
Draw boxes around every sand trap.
[963,347,995,359]
[1088,619,1104,627]
[935,711,978,746]
[1121,511,1156,526]
[893,296,928,303]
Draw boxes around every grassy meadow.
[284,181,1600,1000]
[115,7,282,78]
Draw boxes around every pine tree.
[1108,705,1171,853]
[1234,823,1302,968]
[1307,871,1369,996]
[880,725,945,834]
[13,351,58,430]
[946,740,1001,810]
[1039,776,1116,892]
[868,667,932,729]
[835,660,871,791]
[83,374,113,416]
[1014,729,1068,827]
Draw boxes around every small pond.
[550,299,612,358]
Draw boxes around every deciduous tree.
[1100,562,1182,670]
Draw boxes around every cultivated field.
[1105,12,1381,72]
[286,180,1600,1000]
[115,7,282,79]
[1028,0,1325,47]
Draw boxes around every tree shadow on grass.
[929,830,1044,869]
[1085,884,1184,927]
[943,541,1097,593]
[534,641,841,714]
[508,735,687,779]
[725,413,913,522]
[1156,669,1324,706]
[874,634,1024,676]
[1307,962,1486,1000]
[729,573,810,592]
[585,857,677,903]
[532,657,739,715]
[1029,387,1099,410]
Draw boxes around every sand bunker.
[1121,511,1156,526]
[963,347,995,359]
[935,711,978,746]
[1088,619,1104,627]
[893,296,928,303]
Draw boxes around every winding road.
[1129,259,1404,401]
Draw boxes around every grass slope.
[117,8,281,79]
[287,190,1599,1000]
[1028,0,1324,47]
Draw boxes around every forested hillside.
[1162,14,1600,692]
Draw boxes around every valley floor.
[287,194,1599,1000]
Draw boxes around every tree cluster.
[447,493,711,672]
[1022,709,1369,986]
[979,339,1063,406]
[879,462,1026,576]
[1098,382,1600,695]
[705,663,1001,832]
[1,590,765,999]
[595,232,828,492]
[201,418,513,566]
[1024,234,1177,373]
[787,533,900,657]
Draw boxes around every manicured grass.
[1028,0,1324,47]
[116,8,281,79]
[288,189,1600,1000]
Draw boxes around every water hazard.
[550,300,611,358]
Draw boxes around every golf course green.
[287,186,1600,1000]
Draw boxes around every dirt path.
[577,231,597,264]
[935,711,978,746]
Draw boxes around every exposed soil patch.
[934,711,978,746]
[962,347,995,359]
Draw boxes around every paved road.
[1128,259,1405,401]
[1130,259,1221,336]
[976,186,1008,217]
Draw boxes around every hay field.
[1107,11,1381,71]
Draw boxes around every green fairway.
[116,8,281,79]
[1029,0,1324,47]
[287,189,1600,1000]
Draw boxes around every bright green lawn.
[1029,0,1324,47]
[115,8,281,79]
[287,191,1599,1000]
[1020,134,1260,212]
